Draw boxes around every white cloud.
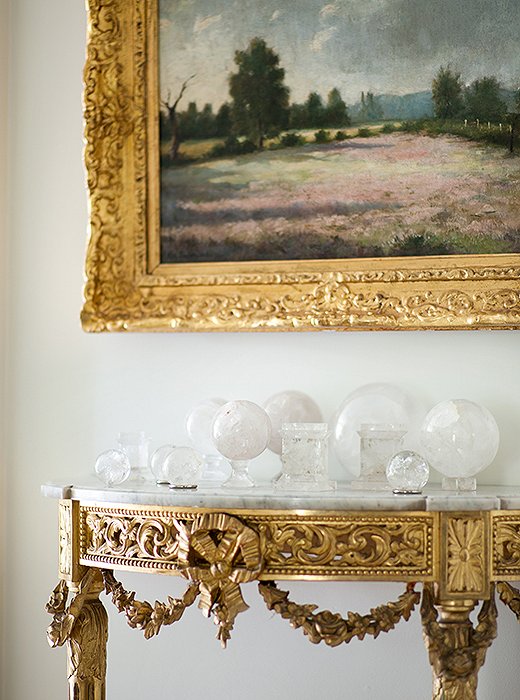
[320,3,339,18]
[270,9,282,22]
[193,14,222,33]
[159,18,172,31]
[310,27,337,52]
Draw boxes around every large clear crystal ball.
[185,398,228,455]
[420,399,499,478]
[95,449,131,487]
[212,400,271,461]
[332,383,413,476]
[263,390,322,454]
[150,444,175,482]
[386,450,429,492]
[162,446,204,485]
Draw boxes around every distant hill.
[350,91,434,122]
[349,88,518,123]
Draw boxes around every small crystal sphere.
[185,398,228,455]
[420,399,500,479]
[386,450,429,494]
[161,446,204,485]
[95,449,131,487]
[212,400,271,460]
[263,390,322,454]
[150,444,175,483]
[332,383,413,476]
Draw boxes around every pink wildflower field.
[160,133,520,262]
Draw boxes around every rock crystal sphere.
[386,450,429,493]
[333,383,413,476]
[420,399,499,478]
[263,390,322,454]
[95,449,131,487]
[212,400,271,461]
[185,398,228,455]
[150,444,175,482]
[161,446,204,485]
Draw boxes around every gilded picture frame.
[81,0,520,332]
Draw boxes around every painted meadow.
[158,0,520,263]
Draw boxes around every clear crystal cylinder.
[274,423,334,491]
[350,424,406,490]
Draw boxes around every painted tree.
[432,66,464,119]
[304,92,326,128]
[229,38,289,148]
[325,88,350,127]
[360,91,383,122]
[162,74,195,160]
[465,77,506,123]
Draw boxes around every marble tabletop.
[41,477,520,512]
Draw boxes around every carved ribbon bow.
[177,513,263,646]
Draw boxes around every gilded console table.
[43,481,520,699]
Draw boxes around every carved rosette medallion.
[177,513,263,646]
[441,515,488,599]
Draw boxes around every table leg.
[66,578,108,700]
[46,568,108,700]
[421,585,497,700]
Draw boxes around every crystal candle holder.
[117,431,151,482]
[185,398,230,482]
[350,424,406,490]
[273,423,334,492]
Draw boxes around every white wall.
[4,0,520,698]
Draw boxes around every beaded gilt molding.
[81,0,520,332]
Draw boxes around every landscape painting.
[158,0,520,264]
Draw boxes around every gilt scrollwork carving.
[258,515,434,578]
[85,511,182,563]
[421,583,497,700]
[258,581,420,646]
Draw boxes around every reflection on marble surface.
[41,477,520,512]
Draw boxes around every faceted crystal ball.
[212,400,271,461]
[185,398,228,455]
[150,444,175,483]
[332,383,413,476]
[420,399,500,478]
[161,446,204,485]
[263,390,322,454]
[386,450,429,493]
[95,449,131,487]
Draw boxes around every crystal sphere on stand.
[185,398,230,482]
[386,450,429,494]
[161,446,204,487]
[150,444,175,484]
[332,383,414,481]
[212,400,271,489]
[95,449,131,487]
[420,399,500,491]
[263,390,322,455]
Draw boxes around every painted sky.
[159,0,520,109]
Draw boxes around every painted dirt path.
[160,133,520,262]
